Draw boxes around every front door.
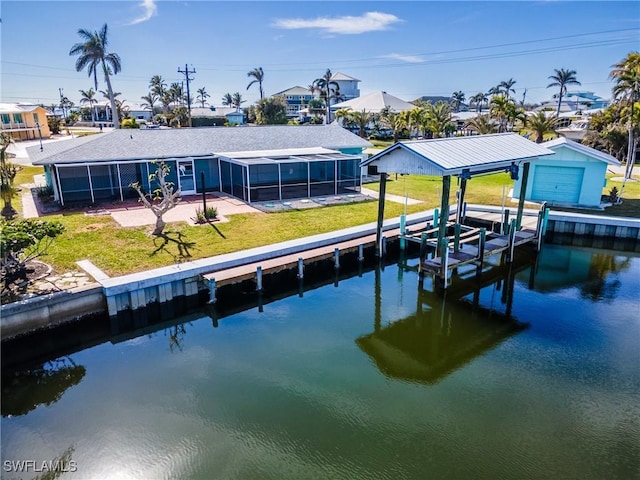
[177,159,195,194]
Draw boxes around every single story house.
[27,125,371,205]
[512,137,620,208]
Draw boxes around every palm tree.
[380,109,406,142]
[69,23,121,128]
[221,93,233,107]
[140,92,159,114]
[470,92,488,113]
[422,101,455,138]
[465,115,497,135]
[451,90,466,113]
[499,78,517,100]
[196,87,210,108]
[246,67,265,99]
[231,92,246,112]
[547,68,581,118]
[168,83,185,107]
[487,86,501,98]
[527,111,558,143]
[610,52,640,179]
[489,94,513,133]
[79,88,98,122]
[346,109,374,138]
[149,75,167,97]
[312,69,340,123]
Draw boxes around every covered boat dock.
[361,133,555,290]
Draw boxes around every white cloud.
[383,53,424,64]
[273,11,402,35]
[128,0,157,26]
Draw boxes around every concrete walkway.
[360,187,423,205]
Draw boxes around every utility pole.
[58,88,65,120]
[178,64,196,127]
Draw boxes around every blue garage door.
[531,166,584,203]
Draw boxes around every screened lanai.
[217,147,363,202]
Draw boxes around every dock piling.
[334,248,340,269]
[297,258,304,279]
[400,214,406,250]
[208,278,217,304]
[358,244,364,262]
[256,266,263,291]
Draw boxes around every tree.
[130,162,181,235]
[380,108,407,142]
[168,83,185,107]
[69,23,122,129]
[610,52,640,179]
[470,92,488,113]
[246,67,265,99]
[221,93,233,107]
[140,92,159,114]
[465,114,497,135]
[312,68,340,124]
[527,111,558,143]
[254,96,288,125]
[451,90,466,113]
[499,78,517,100]
[149,75,167,97]
[79,88,98,122]
[336,109,373,138]
[0,219,65,292]
[422,101,455,138]
[231,92,246,111]
[196,87,210,108]
[489,94,517,133]
[0,132,21,220]
[547,68,581,118]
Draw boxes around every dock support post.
[375,173,387,257]
[334,248,340,269]
[476,228,486,279]
[208,278,216,304]
[516,162,530,230]
[418,232,428,276]
[453,223,461,252]
[440,237,449,287]
[358,244,364,262]
[503,209,510,235]
[399,214,406,250]
[433,208,440,229]
[381,236,387,256]
[507,219,517,263]
[436,176,451,257]
[456,176,468,223]
[297,258,304,279]
[256,266,263,291]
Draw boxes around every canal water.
[2,243,639,480]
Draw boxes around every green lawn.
[7,167,640,277]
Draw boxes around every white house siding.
[368,148,443,175]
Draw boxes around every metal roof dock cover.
[362,133,555,176]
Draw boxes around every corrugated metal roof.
[29,125,371,165]
[362,133,555,175]
[543,137,620,166]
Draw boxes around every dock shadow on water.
[1,238,639,480]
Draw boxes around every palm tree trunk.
[555,92,563,119]
[103,63,120,129]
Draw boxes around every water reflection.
[1,357,85,417]
[358,258,529,385]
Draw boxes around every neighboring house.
[330,72,360,101]
[536,91,610,114]
[512,137,620,208]
[126,102,154,123]
[0,103,51,141]
[191,107,245,126]
[27,125,371,205]
[331,91,415,114]
[272,86,315,119]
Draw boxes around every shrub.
[192,206,218,224]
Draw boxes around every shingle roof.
[29,125,371,165]
[362,133,555,176]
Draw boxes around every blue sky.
[1,1,638,108]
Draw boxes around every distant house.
[191,107,245,126]
[272,86,315,119]
[0,103,51,141]
[537,91,610,114]
[27,125,371,205]
[512,137,620,207]
[330,72,360,101]
[331,91,414,114]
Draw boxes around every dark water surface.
[2,244,639,480]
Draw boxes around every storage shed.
[512,137,620,208]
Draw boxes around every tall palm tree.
[140,92,159,114]
[149,75,167,102]
[79,87,98,122]
[489,94,514,133]
[547,68,581,118]
[451,90,466,113]
[487,86,501,98]
[422,101,455,138]
[231,92,246,112]
[69,23,121,128]
[312,69,340,123]
[168,83,185,106]
[499,78,517,100]
[470,92,488,113]
[196,87,210,108]
[246,67,265,99]
[380,109,406,143]
[221,93,233,107]
[527,111,558,143]
[610,52,640,179]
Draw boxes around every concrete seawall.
[2,208,638,340]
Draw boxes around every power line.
[178,64,196,127]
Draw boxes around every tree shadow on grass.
[207,221,226,239]
[151,231,196,262]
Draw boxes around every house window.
[33,113,40,125]
[1,114,10,125]
[13,113,23,123]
